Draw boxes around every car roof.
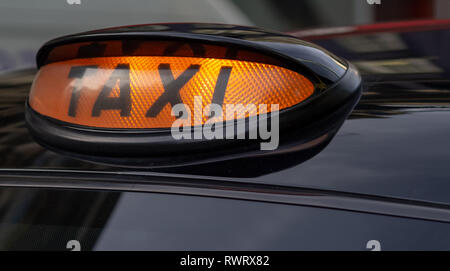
[1,20,450,205]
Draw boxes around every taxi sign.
[25,23,361,168]
[29,55,315,129]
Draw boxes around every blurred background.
[0,0,449,73]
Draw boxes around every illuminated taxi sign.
[29,56,315,129]
[25,23,361,169]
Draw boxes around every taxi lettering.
[67,63,231,118]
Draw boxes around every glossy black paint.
[0,22,449,250]
[0,185,449,250]
[26,23,361,168]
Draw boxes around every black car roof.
[0,23,449,206]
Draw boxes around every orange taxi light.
[29,56,315,129]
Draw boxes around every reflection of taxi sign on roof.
[25,23,361,168]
